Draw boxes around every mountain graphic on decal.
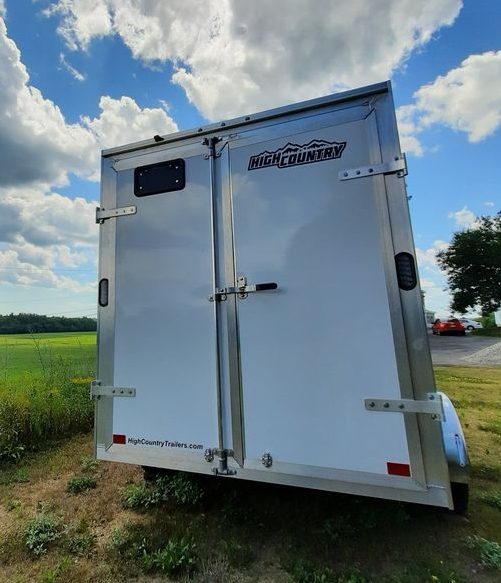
[248,138,347,171]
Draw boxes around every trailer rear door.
[225,110,427,486]
[101,141,220,465]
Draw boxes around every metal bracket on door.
[91,380,136,399]
[364,392,444,421]
[339,155,407,181]
[209,276,278,301]
[96,205,137,224]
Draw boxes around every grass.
[0,341,499,581]
[0,332,96,382]
[0,332,95,463]
[435,367,501,492]
[472,327,501,338]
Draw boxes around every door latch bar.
[364,392,444,421]
[339,155,407,181]
[96,205,137,224]
[209,279,278,302]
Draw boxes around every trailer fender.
[439,392,470,512]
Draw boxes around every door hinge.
[203,136,222,159]
[364,392,444,421]
[96,205,136,224]
[339,155,407,181]
[91,380,136,399]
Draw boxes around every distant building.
[424,309,436,326]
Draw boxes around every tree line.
[0,313,97,334]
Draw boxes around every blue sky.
[0,0,500,318]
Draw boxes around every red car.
[432,318,466,336]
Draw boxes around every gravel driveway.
[428,331,501,366]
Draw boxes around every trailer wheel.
[451,482,469,514]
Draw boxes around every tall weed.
[0,348,94,462]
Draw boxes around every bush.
[466,535,501,570]
[120,474,203,510]
[141,538,197,575]
[287,560,335,583]
[80,456,100,473]
[25,514,63,556]
[0,374,93,463]
[109,525,197,575]
[482,491,501,510]
[66,475,97,494]
[168,473,204,506]
[67,532,96,557]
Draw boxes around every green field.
[0,332,96,463]
[0,332,96,382]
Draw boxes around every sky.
[0,0,500,319]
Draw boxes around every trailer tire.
[451,482,469,514]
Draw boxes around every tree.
[437,213,501,314]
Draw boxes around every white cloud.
[0,17,96,187]
[0,15,179,188]
[415,240,451,314]
[396,105,424,156]
[0,15,179,298]
[45,0,462,120]
[82,95,178,150]
[59,52,86,81]
[45,0,113,51]
[0,184,98,291]
[484,201,495,208]
[0,247,94,292]
[419,276,451,316]
[415,239,448,269]
[447,206,477,229]
[398,50,501,154]
[416,51,501,142]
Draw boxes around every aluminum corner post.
[372,85,453,508]
[94,156,118,454]
[220,145,246,468]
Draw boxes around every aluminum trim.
[374,86,453,507]
[102,82,390,158]
[96,444,450,508]
[220,146,245,466]
[364,107,427,488]
[206,139,225,453]
[94,156,118,452]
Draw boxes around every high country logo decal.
[248,139,347,171]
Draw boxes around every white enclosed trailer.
[94,81,469,510]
